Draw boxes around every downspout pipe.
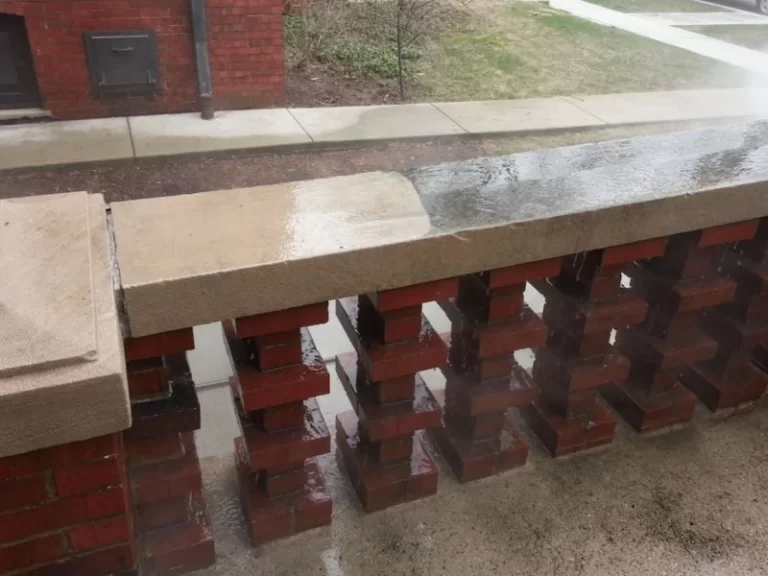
[191,0,214,120]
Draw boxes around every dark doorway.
[0,14,41,109]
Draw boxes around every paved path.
[636,11,768,26]
[2,88,768,171]
[551,0,768,76]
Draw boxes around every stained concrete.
[113,121,768,337]
[128,109,311,158]
[0,194,130,458]
[192,368,768,576]
[636,11,768,26]
[433,97,607,133]
[0,118,133,170]
[288,104,465,142]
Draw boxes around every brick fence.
[2,122,768,574]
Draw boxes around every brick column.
[430,260,558,482]
[0,434,136,575]
[604,223,758,432]
[122,328,215,576]
[335,279,457,512]
[225,304,332,546]
[682,220,768,415]
[524,240,665,456]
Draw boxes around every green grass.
[413,3,750,102]
[585,0,729,11]
[683,24,768,51]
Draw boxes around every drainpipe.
[191,0,214,119]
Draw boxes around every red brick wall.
[0,0,285,119]
[0,434,135,575]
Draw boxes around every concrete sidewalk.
[551,0,768,76]
[2,88,768,170]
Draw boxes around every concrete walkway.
[637,11,768,26]
[2,88,768,171]
[550,0,768,76]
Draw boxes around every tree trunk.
[396,0,405,100]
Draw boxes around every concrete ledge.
[112,120,768,336]
[0,194,130,457]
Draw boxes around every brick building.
[0,0,285,119]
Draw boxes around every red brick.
[336,354,441,442]
[455,275,525,324]
[533,348,631,392]
[682,360,768,414]
[444,410,505,441]
[128,433,185,466]
[126,376,201,441]
[443,363,536,417]
[235,440,331,545]
[0,475,48,513]
[601,381,696,433]
[480,258,562,289]
[251,330,303,369]
[235,395,330,473]
[364,436,414,465]
[226,322,330,412]
[429,415,529,483]
[357,297,422,344]
[337,298,447,381]
[335,412,437,513]
[0,487,127,544]
[127,357,170,401]
[368,277,459,311]
[131,435,203,506]
[258,466,307,497]
[699,220,760,247]
[601,237,668,266]
[124,328,195,362]
[0,533,67,573]
[253,402,306,432]
[69,516,131,551]
[137,494,191,532]
[368,376,417,404]
[23,543,136,576]
[235,302,328,338]
[522,400,617,457]
[618,326,717,371]
[54,458,122,498]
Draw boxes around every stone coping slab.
[111,120,768,337]
[0,194,130,457]
[0,192,97,376]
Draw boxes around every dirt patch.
[285,62,402,107]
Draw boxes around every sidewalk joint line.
[429,103,469,134]
[125,117,137,160]
[287,108,315,142]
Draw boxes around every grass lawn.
[413,3,747,101]
[683,24,768,51]
[284,1,755,106]
[584,0,729,11]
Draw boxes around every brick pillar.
[524,240,666,456]
[0,433,136,575]
[122,328,215,575]
[225,303,332,546]
[682,220,768,415]
[335,278,457,512]
[604,222,758,432]
[430,260,558,482]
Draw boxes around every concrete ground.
[182,295,768,576]
[3,88,768,171]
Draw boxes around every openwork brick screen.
[3,122,768,574]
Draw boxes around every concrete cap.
[112,121,768,337]
[0,193,130,457]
